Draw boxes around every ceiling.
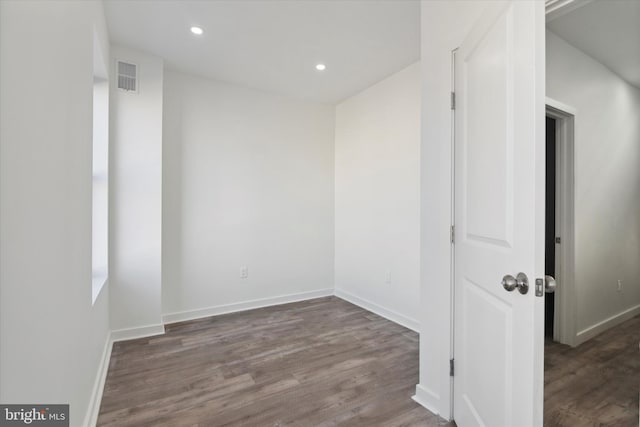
[103,0,420,104]
[547,0,640,88]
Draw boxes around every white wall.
[0,1,111,425]
[334,63,421,330]
[416,0,489,418]
[109,46,164,334]
[546,30,640,340]
[162,70,335,320]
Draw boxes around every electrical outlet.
[241,266,249,279]
[617,280,622,292]
[385,270,391,285]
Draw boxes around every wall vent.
[117,61,137,92]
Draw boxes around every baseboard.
[111,323,166,342]
[162,288,334,324]
[412,384,442,417]
[575,303,640,346]
[334,288,420,332]
[83,331,113,427]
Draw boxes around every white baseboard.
[83,331,113,427]
[111,323,166,342]
[334,288,420,332]
[576,303,640,346]
[162,288,334,324]
[412,384,442,417]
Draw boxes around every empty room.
[0,1,638,427]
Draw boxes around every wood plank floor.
[97,296,452,426]
[544,314,640,426]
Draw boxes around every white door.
[453,1,545,427]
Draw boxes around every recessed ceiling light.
[190,26,204,35]
[315,63,326,71]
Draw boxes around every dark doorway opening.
[545,117,556,339]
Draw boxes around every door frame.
[545,0,596,22]
[545,98,577,346]
[448,48,457,421]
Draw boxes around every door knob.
[502,274,517,291]
[545,275,556,293]
[515,272,529,294]
[502,272,529,294]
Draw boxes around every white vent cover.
[117,61,137,92]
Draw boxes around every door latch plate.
[535,278,544,297]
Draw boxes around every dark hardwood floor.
[544,314,640,426]
[97,296,452,426]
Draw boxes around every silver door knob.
[502,272,529,294]
[516,272,529,294]
[545,275,556,293]
[502,274,517,291]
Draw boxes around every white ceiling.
[547,0,640,88]
[103,0,420,104]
